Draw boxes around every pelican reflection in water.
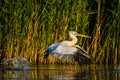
[44,31,92,64]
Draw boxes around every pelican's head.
[69,31,91,38]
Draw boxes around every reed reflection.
[33,64,120,80]
[0,64,120,80]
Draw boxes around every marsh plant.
[0,0,119,64]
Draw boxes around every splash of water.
[3,57,30,70]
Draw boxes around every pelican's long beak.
[75,33,91,38]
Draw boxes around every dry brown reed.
[0,0,119,65]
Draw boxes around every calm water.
[0,64,120,80]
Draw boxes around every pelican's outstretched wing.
[43,42,61,58]
[44,42,91,64]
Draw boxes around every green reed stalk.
[0,0,119,64]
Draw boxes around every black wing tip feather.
[52,52,93,65]
[74,47,92,65]
[73,53,90,65]
[43,50,49,59]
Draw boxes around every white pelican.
[44,31,92,64]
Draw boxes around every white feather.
[53,45,77,54]
[44,31,92,64]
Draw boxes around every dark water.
[0,64,120,80]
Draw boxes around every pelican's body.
[44,31,91,64]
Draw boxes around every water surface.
[0,64,120,80]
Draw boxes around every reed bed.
[0,0,119,65]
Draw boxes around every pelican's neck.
[70,34,77,44]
